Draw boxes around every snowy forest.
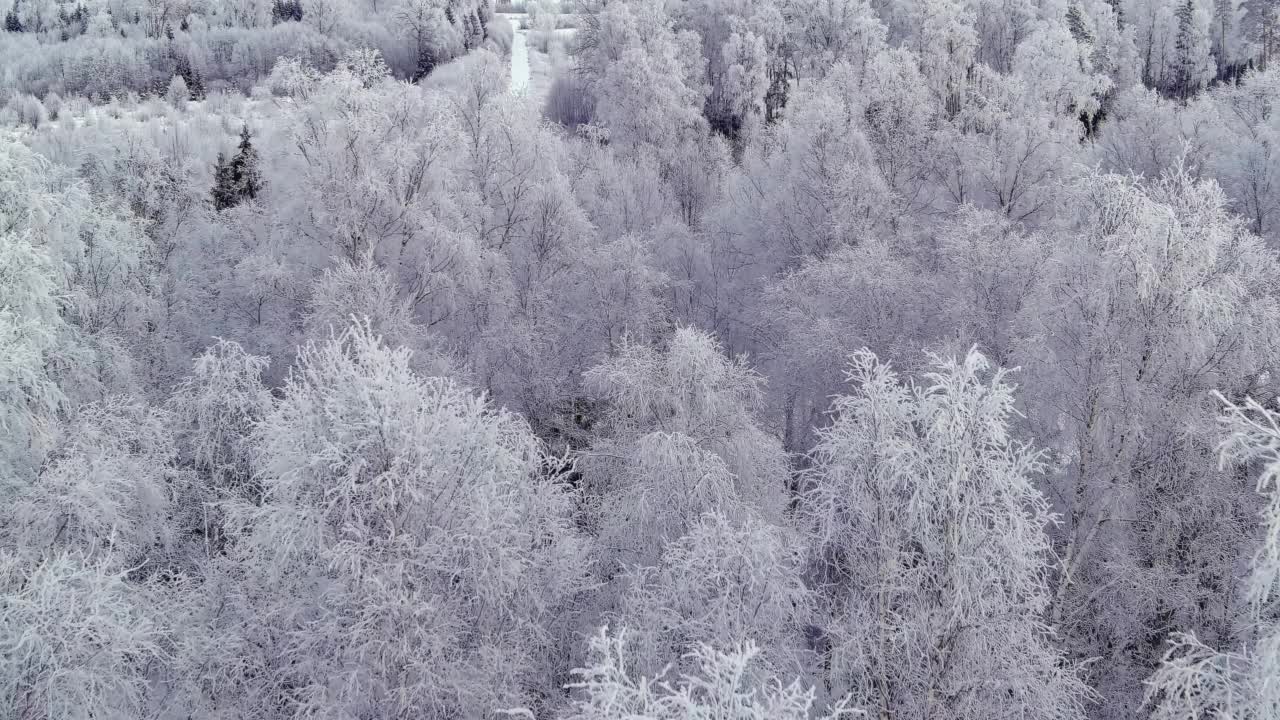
[6,0,1280,716]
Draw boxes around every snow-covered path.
[509,25,531,94]
[504,14,531,94]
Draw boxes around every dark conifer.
[5,3,23,32]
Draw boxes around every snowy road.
[500,13,531,94]
[510,24,531,93]
[498,12,571,104]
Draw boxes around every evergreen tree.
[1171,0,1211,99]
[210,152,237,211]
[463,10,481,49]
[211,127,264,212]
[415,43,437,81]
[174,54,205,100]
[229,125,263,202]
[1066,3,1093,44]
[270,0,302,23]
[4,2,22,31]
[1174,0,1197,95]
[1213,0,1235,70]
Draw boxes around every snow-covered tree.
[166,73,189,108]
[1206,65,1280,241]
[0,551,164,720]
[714,60,888,264]
[913,0,978,115]
[168,338,272,501]
[0,142,147,484]
[1127,0,1215,96]
[859,49,940,228]
[968,0,1036,73]
[1021,167,1280,714]
[1145,395,1280,719]
[717,31,768,147]
[5,400,179,566]
[613,511,814,681]
[212,125,264,211]
[757,240,926,454]
[396,0,447,80]
[221,320,588,718]
[556,627,856,720]
[1096,84,1214,178]
[1170,0,1215,98]
[933,205,1052,366]
[576,0,708,154]
[1012,16,1113,122]
[581,328,790,569]
[277,53,485,333]
[804,348,1090,720]
[791,0,886,78]
[0,218,68,486]
[0,402,179,720]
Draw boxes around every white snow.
[499,12,533,95]
[510,22,531,94]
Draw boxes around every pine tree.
[173,54,205,100]
[1213,0,1235,71]
[270,0,302,23]
[210,152,237,211]
[1241,0,1280,68]
[414,43,437,81]
[211,127,264,212]
[1066,3,1093,44]
[229,125,262,202]
[463,10,481,49]
[1172,0,1209,99]
[764,62,790,123]
[4,2,22,31]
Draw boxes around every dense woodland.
[4,0,1280,717]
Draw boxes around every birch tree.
[1021,168,1280,713]
[1145,395,1280,720]
[221,320,588,718]
[581,328,790,570]
[804,348,1090,720]
[557,627,856,720]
